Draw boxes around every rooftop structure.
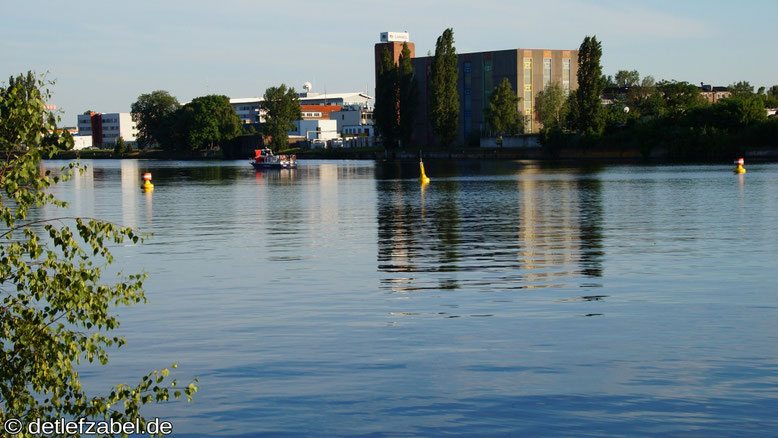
[380,31,410,43]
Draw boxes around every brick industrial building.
[375,32,579,146]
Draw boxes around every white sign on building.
[380,31,410,43]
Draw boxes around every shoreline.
[52,146,778,164]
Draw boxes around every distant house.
[699,84,731,103]
[601,86,632,105]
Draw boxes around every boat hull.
[251,161,297,170]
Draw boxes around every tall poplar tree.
[374,47,399,148]
[575,35,606,135]
[398,42,418,147]
[430,28,459,147]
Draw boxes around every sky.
[3,0,776,127]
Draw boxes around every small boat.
[250,148,297,169]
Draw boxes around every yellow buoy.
[733,158,746,174]
[141,172,154,192]
[419,159,430,184]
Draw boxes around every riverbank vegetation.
[537,36,778,160]
[131,92,242,152]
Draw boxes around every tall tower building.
[374,31,415,90]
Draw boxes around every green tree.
[657,80,704,117]
[485,78,522,136]
[171,95,242,151]
[373,47,399,148]
[535,82,567,130]
[262,84,302,151]
[430,28,459,147]
[761,94,778,108]
[1,72,196,437]
[614,70,640,87]
[626,75,665,117]
[575,35,606,135]
[768,85,778,98]
[728,80,754,97]
[131,90,180,149]
[113,135,126,155]
[712,95,767,129]
[398,42,418,148]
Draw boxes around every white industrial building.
[290,120,338,142]
[77,112,138,146]
[230,84,371,125]
[330,105,373,134]
[72,136,93,150]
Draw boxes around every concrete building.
[330,104,374,135]
[72,135,92,150]
[300,104,342,120]
[77,112,137,146]
[374,32,578,145]
[409,48,579,145]
[290,119,338,142]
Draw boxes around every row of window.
[343,127,371,135]
[524,58,533,132]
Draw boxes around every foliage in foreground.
[1,72,196,437]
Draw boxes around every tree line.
[533,34,778,158]
[131,86,301,152]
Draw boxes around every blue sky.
[3,0,776,126]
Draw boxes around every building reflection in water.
[120,160,140,226]
[376,162,603,295]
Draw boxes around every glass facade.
[563,58,571,94]
[482,58,493,112]
[464,61,472,135]
[523,58,532,132]
[543,58,551,89]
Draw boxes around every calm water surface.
[43,159,778,437]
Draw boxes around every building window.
[562,58,571,94]
[543,58,551,89]
[464,61,472,135]
[482,59,493,111]
[524,58,532,132]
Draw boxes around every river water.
[42,159,778,437]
